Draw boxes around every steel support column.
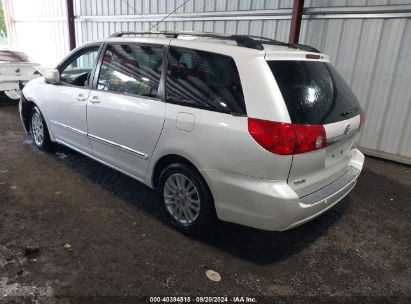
[67,0,76,50]
[289,0,304,44]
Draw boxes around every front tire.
[31,106,52,151]
[158,163,215,234]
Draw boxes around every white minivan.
[19,32,365,234]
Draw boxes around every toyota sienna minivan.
[19,32,365,234]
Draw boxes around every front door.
[45,45,100,154]
[86,43,166,180]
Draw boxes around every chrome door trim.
[88,133,149,159]
[50,120,87,137]
[55,138,145,183]
[50,120,149,160]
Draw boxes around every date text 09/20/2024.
[149,296,257,303]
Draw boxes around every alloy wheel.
[31,112,44,146]
[163,173,201,225]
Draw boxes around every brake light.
[306,54,321,60]
[248,118,327,155]
[359,111,366,131]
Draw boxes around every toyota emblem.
[344,124,351,135]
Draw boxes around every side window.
[60,47,99,87]
[97,44,163,98]
[166,47,246,115]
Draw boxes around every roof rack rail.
[109,31,318,53]
[248,35,320,53]
[110,31,264,50]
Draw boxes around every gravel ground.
[0,99,410,304]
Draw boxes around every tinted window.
[97,44,163,98]
[268,61,361,124]
[60,47,99,87]
[0,51,30,63]
[166,47,246,115]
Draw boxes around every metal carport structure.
[3,0,411,164]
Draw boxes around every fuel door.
[176,112,195,132]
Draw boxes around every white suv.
[19,32,365,234]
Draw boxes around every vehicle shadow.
[45,142,346,265]
[3,99,345,265]
[197,205,346,264]
[0,96,18,107]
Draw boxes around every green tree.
[0,1,7,42]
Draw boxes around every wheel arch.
[20,96,37,134]
[20,94,54,140]
[151,153,217,222]
[151,154,201,189]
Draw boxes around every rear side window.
[0,51,30,63]
[166,46,246,115]
[97,44,163,98]
[268,61,361,125]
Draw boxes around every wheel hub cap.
[163,173,200,225]
[31,113,44,146]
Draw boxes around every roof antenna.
[150,0,191,31]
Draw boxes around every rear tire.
[31,106,52,151]
[158,163,216,235]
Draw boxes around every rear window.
[0,51,30,63]
[268,61,360,125]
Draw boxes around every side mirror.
[45,69,60,84]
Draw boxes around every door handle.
[77,94,86,102]
[89,96,100,104]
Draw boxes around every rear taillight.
[248,118,327,155]
[359,111,366,131]
[248,119,295,155]
[293,124,327,154]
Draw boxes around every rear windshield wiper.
[341,107,359,117]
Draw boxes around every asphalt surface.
[0,99,410,303]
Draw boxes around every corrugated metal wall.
[302,17,411,162]
[5,0,411,163]
[4,0,69,67]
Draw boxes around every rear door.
[268,60,362,197]
[86,42,166,180]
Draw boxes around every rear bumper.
[201,149,364,231]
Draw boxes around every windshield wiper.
[341,107,359,117]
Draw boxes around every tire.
[0,91,8,101]
[158,163,216,234]
[4,89,21,100]
[31,106,52,151]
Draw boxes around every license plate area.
[325,140,353,166]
